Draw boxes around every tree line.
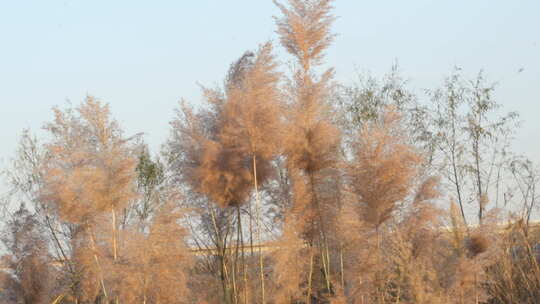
[1,1,539,303]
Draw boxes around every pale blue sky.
[1,1,539,192]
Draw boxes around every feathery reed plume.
[118,202,192,303]
[41,97,137,224]
[345,108,424,302]
[0,204,55,304]
[274,0,336,72]
[219,42,283,304]
[466,233,491,257]
[39,97,139,302]
[350,109,422,228]
[2,2,537,303]
[167,42,282,303]
[273,1,341,300]
[178,43,281,209]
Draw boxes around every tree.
[426,68,519,225]
[132,146,166,228]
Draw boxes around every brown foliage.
[192,139,270,208]
[0,205,55,304]
[40,97,138,224]
[350,109,423,228]
[117,203,192,303]
[270,218,311,303]
[3,1,539,304]
[274,0,336,71]
[219,42,283,161]
[466,233,491,257]
[175,43,281,209]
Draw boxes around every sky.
[1,0,539,194]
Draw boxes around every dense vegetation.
[1,1,539,303]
